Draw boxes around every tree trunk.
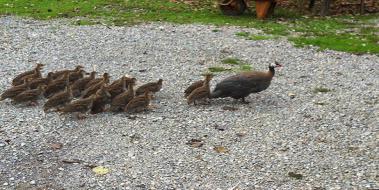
[320,0,331,16]
[308,0,316,10]
[360,0,365,14]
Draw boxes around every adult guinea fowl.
[210,62,282,103]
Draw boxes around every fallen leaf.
[288,172,303,179]
[186,139,204,148]
[50,143,63,150]
[92,166,110,175]
[214,146,229,153]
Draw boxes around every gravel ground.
[0,16,378,190]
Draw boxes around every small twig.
[61,159,83,164]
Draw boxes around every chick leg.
[76,113,87,120]
[28,101,39,106]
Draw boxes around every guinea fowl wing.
[212,71,272,99]
[184,80,203,97]
[211,76,253,99]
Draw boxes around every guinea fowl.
[51,65,84,80]
[184,73,213,98]
[68,69,86,84]
[12,85,46,105]
[44,85,73,112]
[81,73,110,98]
[71,71,97,97]
[1,79,30,101]
[58,94,96,119]
[210,62,282,103]
[90,85,112,114]
[12,63,44,86]
[29,72,54,89]
[135,79,163,96]
[109,78,136,112]
[107,76,134,99]
[44,72,70,98]
[85,73,110,89]
[124,90,151,113]
[187,73,213,105]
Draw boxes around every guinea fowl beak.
[275,62,283,67]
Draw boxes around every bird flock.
[1,62,282,118]
[1,64,163,118]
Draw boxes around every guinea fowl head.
[102,73,110,83]
[204,73,213,85]
[36,63,45,70]
[129,78,137,86]
[268,62,283,73]
[75,65,84,71]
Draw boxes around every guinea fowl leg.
[76,113,87,120]
[28,101,39,106]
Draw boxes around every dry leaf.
[288,172,303,179]
[50,143,63,150]
[236,132,247,138]
[214,146,229,153]
[92,166,110,175]
[186,139,204,148]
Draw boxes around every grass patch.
[0,0,378,54]
[221,58,253,72]
[222,57,244,65]
[235,32,250,37]
[239,64,252,71]
[248,35,278,40]
[290,35,379,54]
[313,87,331,93]
[208,66,231,73]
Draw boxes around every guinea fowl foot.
[28,101,39,106]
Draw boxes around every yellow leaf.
[92,166,110,175]
[214,146,229,153]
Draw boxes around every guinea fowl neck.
[128,83,134,93]
[268,66,275,77]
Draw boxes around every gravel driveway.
[0,17,378,190]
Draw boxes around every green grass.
[0,0,378,54]
[222,57,244,65]
[313,86,332,93]
[239,64,252,71]
[208,66,231,73]
[248,35,278,40]
[235,32,250,38]
[220,58,253,72]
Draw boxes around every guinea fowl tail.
[210,89,222,99]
